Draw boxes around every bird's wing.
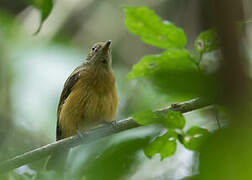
[56,66,83,140]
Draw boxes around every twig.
[0,98,212,174]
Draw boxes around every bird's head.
[86,40,112,69]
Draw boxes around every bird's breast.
[59,70,118,137]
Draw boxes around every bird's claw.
[111,121,119,129]
[77,130,88,139]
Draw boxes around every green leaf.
[144,130,177,160]
[132,110,161,125]
[128,49,196,79]
[181,126,210,151]
[194,28,220,54]
[162,110,185,129]
[128,49,215,98]
[132,110,185,129]
[124,6,186,49]
[23,0,53,34]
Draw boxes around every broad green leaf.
[194,28,220,54]
[124,6,186,49]
[128,49,197,79]
[162,110,185,129]
[23,0,53,34]
[144,130,177,160]
[132,110,161,125]
[181,126,209,151]
[128,49,215,98]
[132,110,185,129]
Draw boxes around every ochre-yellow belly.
[59,78,118,138]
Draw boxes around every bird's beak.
[102,40,112,52]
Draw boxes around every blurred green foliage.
[196,127,252,180]
[63,125,162,180]
[0,11,21,42]
[194,28,220,54]
[22,0,53,34]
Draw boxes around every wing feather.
[56,66,84,140]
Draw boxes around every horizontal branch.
[0,98,212,174]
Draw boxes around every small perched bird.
[47,40,118,171]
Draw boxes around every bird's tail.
[46,149,69,172]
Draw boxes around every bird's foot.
[111,120,119,130]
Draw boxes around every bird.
[46,40,118,171]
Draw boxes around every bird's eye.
[92,46,96,52]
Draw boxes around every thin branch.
[0,98,212,174]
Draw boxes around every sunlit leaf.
[124,6,186,49]
[132,110,161,125]
[128,49,215,99]
[162,110,185,129]
[181,126,210,151]
[128,49,197,79]
[194,28,220,54]
[144,130,177,160]
[132,109,185,129]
